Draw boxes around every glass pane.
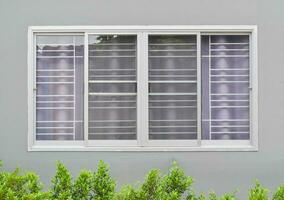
[88,35,137,140]
[201,35,250,140]
[148,35,197,140]
[35,35,84,140]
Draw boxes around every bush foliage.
[0,160,281,200]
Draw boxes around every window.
[34,35,84,141]
[28,26,258,151]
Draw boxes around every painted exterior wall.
[0,0,283,198]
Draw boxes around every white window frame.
[28,25,258,151]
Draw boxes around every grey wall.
[0,0,284,198]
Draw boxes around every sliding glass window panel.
[201,35,250,140]
[35,35,84,140]
[148,35,198,140]
[88,35,137,140]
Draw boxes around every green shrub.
[114,162,193,200]
[186,190,206,200]
[72,170,93,200]
[186,191,237,200]
[219,191,238,200]
[0,164,49,200]
[113,185,140,200]
[139,169,163,200]
[248,181,269,200]
[22,192,52,200]
[51,162,72,200]
[91,160,116,200]
[1,160,284,200]
[163,161,193,198]
[273,184,284,200]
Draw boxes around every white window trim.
[27,25,258,152]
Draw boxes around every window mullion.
[137,32,149,146]
[197,32,202,146]
[84,33,89,145]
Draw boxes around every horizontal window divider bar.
[149,75,197,77]
[88,132,135,135]
[89,106,136,109]
[149,68,196,71]
[149,49,196,52]
[150,125,197,128]
[36,120,83,123]
[203,119,249,121]
[211,125,250,128]
[211,93,249,95]
[89,56,135,58]
[211,68,249,71]
[210,75,249,77]
[211,132,249,134]
[36,69,74,72]
[149,43,196,46]
[36,133,74,136]
[202,55,249,58]
[211,81,249,83]
[89,80,136,83]
[89,120,136,122]
[89,75,136,77]
[36,94,74,97]
[37,76,74,78]
[37,49,75,52]
[150,119,197,122]
[37,127,73,129]
[210,49,249,51]
[150,132,197,134]
[149,81,196,83]
[89,100,136,103]
[211,98,248,100]
[37,56,83,58]
[210,42,249,45]
[89,69,135,71]
[37,101,74,103]
[89,126,136,129]
[89,43,135,46]
[89,49,136,52]
[149,100,197,102]
[150,106,197,108]
[211,99,249,102]
[89,93,136,96]
[149,56,197,58]
[37,82,74,84]
[149,93,197,96]
[36,107,74,109]
[211,106,249,108]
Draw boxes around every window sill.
[28,145,258,152]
